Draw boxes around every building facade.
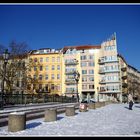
[0,34,140,102]
[28,48,62,95]
[98,36,121,102]
[62,45,100,101]
[127,65,140,101]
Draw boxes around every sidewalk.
[1,103,140,136]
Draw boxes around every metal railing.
[0,93,77,107]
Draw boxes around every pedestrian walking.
[128,93,134,110]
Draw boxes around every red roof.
[63,45,101,51]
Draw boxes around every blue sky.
[0,4,140,70]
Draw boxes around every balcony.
[65,79,76,84]
[122,83,128,88]
[105,69,120,73]
[99,69,120,74]
[104,59,119,63]
[99,69,105,74]
[65,90,77,94]
[82,89,95,92]
[65,71,77,75]
[65,60,78,65]
[99,80,120,84]
[122,75,127,80]
[122,88,128,94]
[98,58,119,64]
[99,80,106,84]
[66,76,75,79]
[121,67,127,72]
[98,59,105,64]
[99,89,121,94]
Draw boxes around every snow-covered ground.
[0,103,140,136]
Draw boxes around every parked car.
[81,98,96,103]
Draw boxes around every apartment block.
[0,34,140,102]
[62,45,100,101]
[28,48,62,95]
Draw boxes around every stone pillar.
[44,108,57,122]
[100,101,105,107]
[88,103,96,109]
[8,112,26,132]
[95,102,102,108]
[65,106,75,116]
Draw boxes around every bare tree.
[8,40,29,56]
[0,41,35,94]
[23,57,41,94]
[0,44,6,55]
[128,77,140,101]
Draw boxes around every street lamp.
[97,87,99,102]
[0,49,10,109]
[73,71,80,102]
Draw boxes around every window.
[115,65,119,70]
[34,58,37,62]
[57,65,60,70]
[16,81,19,87]
[39,75,43,80]
[40,66,43,71]
[34,66,37,71]
[112,46,116,50]
[51,84,55,90]
[40,58,43,62]
[45,74,48,80]
[114,76,119,81]
[89,70,94,74]
[82,77,87,82]
[52,74,55,80]
[52,65,55,70]
[89,77,94,81]
[111,66,114,70]
[88,62,94,66]
[81,55,87,60]
[57,57,60,62]
[52,57,55,62]
[46,57,49,62]
[46,65,49,70]
[82,70,87,74]
[57,74,60,79]
[45,84,48,91]
[82,85,87,90]
[89,85,94,89]
[81,62,87,67]
[17,71,20,77]
[57,85,61,90]
[89,55,93,60]
[104,46,116,51]
[39,84,42,90]
[34,75,37,80]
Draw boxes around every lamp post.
[97,87,99,102]
[73,71,80,102]
[0,49,10,109]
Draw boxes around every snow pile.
[1,104,140,136]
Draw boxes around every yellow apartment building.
[28,48,62,95]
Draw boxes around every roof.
[63,45,101,52]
